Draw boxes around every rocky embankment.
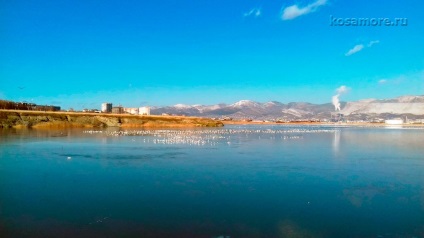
[0,110,224,128]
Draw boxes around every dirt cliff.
[0,110,224,128]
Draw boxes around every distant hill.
[341,96,424,116]
[152,100,343,120]
[151,95,424,120]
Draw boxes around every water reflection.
[332,129,340,155]
[342,186,384,208]
[278,220,319,238]
[1,126,424,237]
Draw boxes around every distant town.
[0,100,150,115]
[99,103,151,115]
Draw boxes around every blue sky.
[1,0,423,109]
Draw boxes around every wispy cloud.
[282,0,327,20]
[378,79,387,84]
[377,75,406,85]
[345,44,364,56]
[377,70,424,86]
[345,40,379,56]
[336,85,350,94]
[244,8,261,18]
[367,40,380,47]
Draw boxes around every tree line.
[0,100,61,111]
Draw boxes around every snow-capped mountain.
[151,100,338,120]
[150,95,424,120]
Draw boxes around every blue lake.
[1,125,424,237]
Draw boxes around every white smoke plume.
[332,85,349,111]
[332,95,341,111]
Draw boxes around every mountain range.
[151,95,424,120]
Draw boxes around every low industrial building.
[139,107,151,115]
[103,103,150,115]
[124,108,139,115]
[112,106,124,114]
[385,118,404,125]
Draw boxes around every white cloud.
[378,79,387,84]
[345,44,364,56]
[345,40,380,56]
[282,0,327,20]
[367,40,380,47]
[244,8,261,17]
[378,75,407,85]
[336,85,350,94]
[377,70,424,86]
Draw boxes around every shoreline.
[221,120,424,127]
[0,110,223,128]
[1,109,423,129]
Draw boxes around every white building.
[123,107,139,115]
[385,118,404,125]
[139,106,151,115]
[101,103,112,113]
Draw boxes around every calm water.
[1,125,424,238]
